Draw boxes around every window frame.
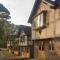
[33,11,49,30]
[49,41,54,51]
[39,41,45,51]
[20,36,25,43]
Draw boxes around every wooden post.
[34,41,38,59]
[41,41,43,50]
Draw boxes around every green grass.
[0,50,15,57]
[0,51,5,58]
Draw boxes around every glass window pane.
[40,13,44,27]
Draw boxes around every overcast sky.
[0,0,35,25]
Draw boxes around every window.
[25,36,27,40]
[40,13,44,27]
[33,11,49,30]
[37,11,49,28]
[37,15,40,27]
[49,41,54,50]
[39,41,45,51]
[20,36,25,42]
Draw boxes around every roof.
[0,4,10,15]
[28,0,41,23]
[18,25,31,36]
[45,0,59,6]
[28,0,60,23]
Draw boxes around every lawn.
[0,50,15,57]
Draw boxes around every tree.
[0,4,11,47]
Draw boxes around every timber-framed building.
[28,0,60,60]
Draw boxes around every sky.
[0,0,35,26]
